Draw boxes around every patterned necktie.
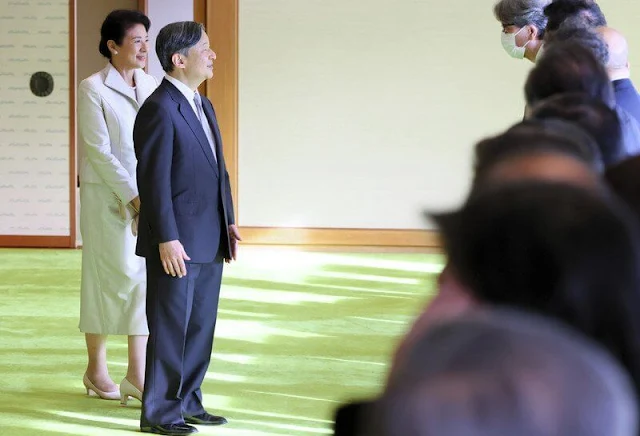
[193,93,217,162]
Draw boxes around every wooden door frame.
[197,0,238,223]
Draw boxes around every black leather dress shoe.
[140,423,199,435]
[184,412,228,426]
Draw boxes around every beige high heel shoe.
[83,374,120,400]
[120,377,143,406]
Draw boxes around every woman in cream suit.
[77,9,158,404]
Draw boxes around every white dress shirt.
[164,75,217,161]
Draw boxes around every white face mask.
[501,27,529,59]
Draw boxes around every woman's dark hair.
[524,41,615,108]
[99,9,151,59]
[432,181,640,402]
[530,93,624,166]
[473,118,604,188]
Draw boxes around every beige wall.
[0,0,70,236]
[2,0,639,238]
[237,0,640,230]
[76,0,138,86]
[147,0,194,79]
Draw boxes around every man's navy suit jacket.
[133,79,235,263]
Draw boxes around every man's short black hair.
[155,21,205,73]
[524,41,615,108]
[544,0,607,34]
[430,181,640,405]
[530,93,623,166]
[473,117,603,189]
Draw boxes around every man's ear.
[171,53,186,69]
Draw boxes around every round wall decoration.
[30,71,54,97]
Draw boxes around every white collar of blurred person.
[535,43,545,63]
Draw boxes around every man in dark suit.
[541,1,640,124]
[133,21,241,436]
[597,27,640,125]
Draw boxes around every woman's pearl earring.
[114,51,118,55]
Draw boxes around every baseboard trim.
[0,236,74,248]
[238,227,441,248]
[0,229,440,250]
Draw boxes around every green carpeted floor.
[0,247,442,435]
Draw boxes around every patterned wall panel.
[0,0,70,236]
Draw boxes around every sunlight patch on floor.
[218,309,277,319]
[199,393,234,409]
[245,390,343,404]
[216,319,329,343]
[313,270,421,285]
[25,417,133,435]
[232,247,442,273]
[213,353,257,365]
[311,253,443,273]
[351,316,411,324]
[229,418,332,434]
[48,411,136,427]
[204,372,248,383]
[218,406,334,424]
[210,429,288,436]
[308,355,386,367]
[227,249,324,284]
[313,283,420,296]
[221,288,352,305]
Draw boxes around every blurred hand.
[130,196,141,213]
[131,214,139,236]
[226,224,242,263]
[159,240,191,278]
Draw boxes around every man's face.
[503,25,533,48]
[182,31,217,83]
